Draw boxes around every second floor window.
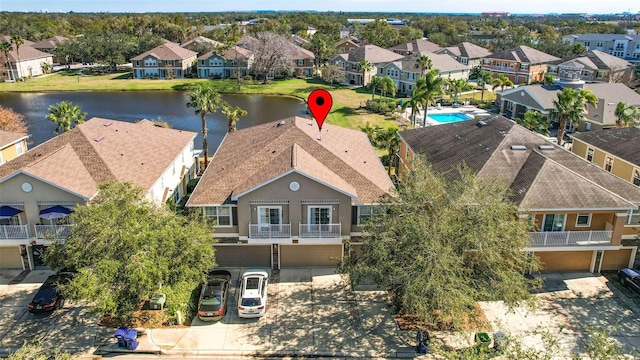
[576,213,591,227]
[204,206,232,226]
[633,169,640,187]
[297,59,304,66]
[16,141,24,155]
[605,157,613,172]
[358,205,384,225]
[586,148,594,162]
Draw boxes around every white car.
[238,269,269,318]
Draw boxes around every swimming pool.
[428,112,472,123]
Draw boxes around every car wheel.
[620,276,627,287]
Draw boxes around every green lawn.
[0,72,399,131]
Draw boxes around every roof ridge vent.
[93,135,104,142]
[103,121,113,127]
[538,144,554,151]
[476,121,487,127]
[510,145,526,151]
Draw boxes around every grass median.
[0,71,399,131]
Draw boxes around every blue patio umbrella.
[0,206,23,219]
[39,205,73,220]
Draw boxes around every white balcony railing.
[0,224,30,239]
[529,230,613,246]
[249,224,291,239]
[35,225,73,240]
[299,223,341,239]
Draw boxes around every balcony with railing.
[299,223,341,239]
[249,224,291,239]
[529,230,613,247]
[35,225,73,240]
[0,224,30,240]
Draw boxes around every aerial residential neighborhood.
[0,2,640,359]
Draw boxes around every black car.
[28,274,71,314]
[619,268,640,295]
[197,269,232,321]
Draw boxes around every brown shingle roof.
[0,118,196,199]
[31,36,69,50]
[437,42,492,59]
[186,117,394,205]
[398,52,470,73]
[390,39,442,53]
[180,36,223,49]
[347,45,404,64]
[398,115,640,210]
[0,130,28,149]
[571,127,640,167]
[487,45,560,64]
[131,41,197,61]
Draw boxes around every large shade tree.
[0,105,27,133]
[45,181,217,319]
[247,32,292,84]
[551,88,598,145]
[342,156,541,328]
[46,101,87,134]
[187,83,223,168]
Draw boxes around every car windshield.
[241,297,261,307]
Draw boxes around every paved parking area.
[480,272,640,357]
[0,269,102,357]
[145,267,415,357]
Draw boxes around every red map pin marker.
[308,89,332,131]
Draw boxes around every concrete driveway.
[0,269,101,357]
[480,272,640,357]
[145,267,415,357]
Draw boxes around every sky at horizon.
[1,0,636,15]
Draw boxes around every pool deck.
[403,104,492,127]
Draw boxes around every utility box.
[149,293,166,310]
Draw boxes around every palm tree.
[46,101,87,134]
[10,35,24,80]
[359,122,381,145]
[187,84,223,168]
[368,76,384,101]
[476,71,493,102]
[401,95,422,128]
[516,110,550,136]
[491,73,514,92]
[551,88,598,146]
[0,41,13,82]
[221,103,248,132]
[357,60,372,86]
[446,78,472,106]
[380,76,397,100]
[413,70,444,127]
[414,55,433,79]
[374,126,400,176]
[614,102,640,127]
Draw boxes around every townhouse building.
[197,46,253,79]
[562,34,640,65]
[436,42,492,68]
[548,50,635,86]
[0,130,28,165]
[343,45,404,86]
[481,45,560,85]
[131,41,197,79]
[0,36,52,81]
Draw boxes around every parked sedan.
[28,274,70,314]
[619,268,640,295]
[238,269,269,318]
[197,269,232,321]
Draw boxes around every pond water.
[0,91,307,152]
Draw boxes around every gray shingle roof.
[437,42,492,59]
[186,117,395,206]
[398,115,640,210]
[389,39,442,53]
[571,127,640,167]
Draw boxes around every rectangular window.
[586,148,594,162]
[576,213,591,227]
[633,169,640,187]
[358,205,384,225]
[15,141,24,155]
[203,206,232,226]
[605,157,613,172]
[297,59,304,66]
[542,214,565,232]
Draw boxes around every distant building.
[481,11,511,17]
[562,34,640,66]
